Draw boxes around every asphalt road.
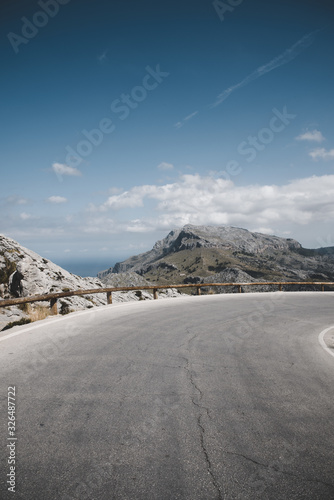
[1,292,334,500]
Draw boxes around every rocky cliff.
[100,225,334,287]
[0,235,180,331]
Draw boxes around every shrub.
[2,318,31,331]
[28,305,51,322]
[0,257,16,285]
[59,301,71,315]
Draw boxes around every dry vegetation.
[27,304,53,322]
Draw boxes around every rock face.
[97,267,113,280]
[0,235,181,330]
[101,271,151,288]
[110,225,301,274]
[0,234,105,301]
[100,225,334,287]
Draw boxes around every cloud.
[98,50,108,63]
[47,196,67,204]
[7,174,334,249]
[20,212,32,220]
[212,30,319,107]
[99,186,162,211]
[157,162,174,171]
[296,130,325,143]
[309,148,334,161]
[250,227,275,235]
[92,173,334,233]
[184,111,198,121]
[52,162,81,177]
[4,196,28,205]
[174,110,198,129]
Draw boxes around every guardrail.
[0,281,334,315]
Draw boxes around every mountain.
[100,225,334,286]
[0,235,179,331]
[3,226,333,330]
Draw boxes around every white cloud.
[101,185,158,211]
[20,212,33,220]
[212,30,319,107]
[47,196,67,204]
[296,130,325,143]
[184,111,198,121]
[174,110,198,128]
[52,162,82,177]
[250,227,275,235]
[5,196,29,205]
[8,173,334,250]
[93,173,334,232]
[309,148,334,161]
[126,219,153,233]
[157,162,174,171]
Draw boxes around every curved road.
[1,292,334,500]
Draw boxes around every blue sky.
[1,0,334,275]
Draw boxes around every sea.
[53,259,123,278]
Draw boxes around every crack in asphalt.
[181,351,224,500]
[178,327,334,497]
[224,450,334,490]
[178,331,198,349]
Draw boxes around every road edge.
[318,326,334,359]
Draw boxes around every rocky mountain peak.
[148,224,301,259]
[102,225,332,286]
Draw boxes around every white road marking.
[318,326,334,359]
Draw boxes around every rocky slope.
[0,235,180,330]
[100,225,334,287]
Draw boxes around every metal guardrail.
[0,281,334,315]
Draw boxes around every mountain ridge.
[100,225,334,286]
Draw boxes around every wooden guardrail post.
[50,298,58,315]
[0,281,333,314]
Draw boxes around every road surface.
[1,292,334,499]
